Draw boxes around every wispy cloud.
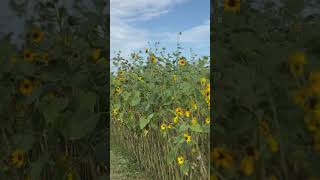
[111,0,209,58]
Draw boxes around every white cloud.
[110,0,209,58]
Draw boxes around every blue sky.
[110,0,210,64]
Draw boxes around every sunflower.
[115,86,122,93]
[205,117,210,124]
[240,155,255,176]
[266,135,279,153]
[293,87,310,107]
[175,108,184,116]
[288,51,307,76]
[31,29,44,43]
[167,124,172,129]
[173,116,179,124]
[304,113,320,132]
[191,100,198,110]
[118,70,125,77]
[200,77,207,86]
[210,175,218,180]
[149,54,157,63]
[20,79,33,96]
[160,123,166,131]
[112,108,118,116]
[23,49,35,62]
[66,171,74,180]
[92,48,101,61]
[260,119,270,136]
[268,175,278,180]
[223,0,240,12]
[9,149,25,168]
[177,156,184,165]
[184,133,191,143]
[178,57,186,66]
[191,117,198,125]
[173,75,177,81]
[212,147,234,169]
[185,110,191,118]
[309,71,320,95]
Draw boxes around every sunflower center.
[228,0,237,7]
[26,53,31,58]
[17,154,22,161]
[217,151,225,160]
[24,84,29,88]
[246,147,255,156]
[33,33,39,39]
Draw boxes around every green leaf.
[130,91,141,106]
[39,97,68,124]
[122,91,131,101]
[178,124,189,132]
[190,124,203,133]
[180,163,189,175]
[139,113,154,129]
[61,111,100,140]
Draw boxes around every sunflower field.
[211,0,320,179]
[110,43,210,179]
[0,0,109,179]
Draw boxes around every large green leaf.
[139,113,154,129]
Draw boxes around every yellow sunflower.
[115,86,122,93]
[66,171,74,180]
[149,54,157,63]
[191,117,198,125]
[211,147,234,169]
[266,135,279,153]
[173,75,177,81]
[184,133,191,143]
[240,155,255,176]
[191,100,198,110]
[223,0,240,12]
[173,116,179,124]
[118,70,125,77]
[9,149,25,168]
[260,119,270,136]
[175,108,184,116]
[178,57,186,66]
[160,123,166,131]
[268,175,278,180]
[23,49,35,62]
[185,110,191,118]
[309,71,320,95]
[200,77,207,86]
[20,79,33,96]
[31,29,44,43]
[177,156,184,165]
[205,117,210,124]
[292,87,310,107]
[288,51,307,76]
